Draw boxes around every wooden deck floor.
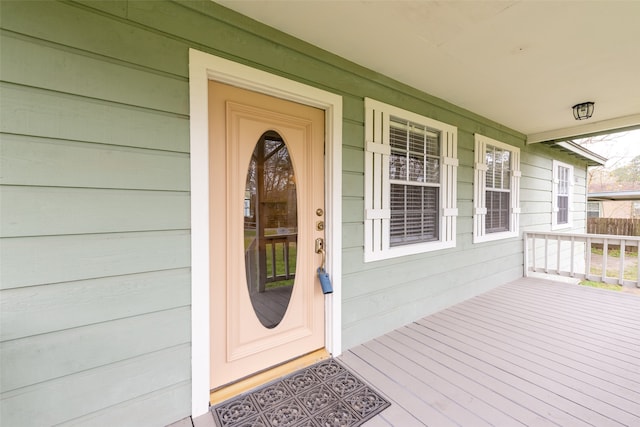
[339,277,640,427]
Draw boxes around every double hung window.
[364,98,458,262]
[552,160,573,229]
[473,135,520,242]
[389,117,440,246]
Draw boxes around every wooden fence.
[587,218,640,236]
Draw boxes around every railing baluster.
[570,236,575,277]
[524,232,530,276]
[602,239,608,283]
[271,240,277,279]
[586,236,592,281]
[544,235,549,274]
[556,236,561,275]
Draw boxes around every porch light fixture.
[572,102,594,120]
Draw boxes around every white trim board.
[527,113,640,144]
[188,49,343,417]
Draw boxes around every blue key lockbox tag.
[317,267,333,294]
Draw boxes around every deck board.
[436,309,640,408]
[340,277,640,426]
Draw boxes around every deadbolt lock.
[316,221,324,231]
[316,208,324,217]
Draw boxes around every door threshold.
[210,348,329,405]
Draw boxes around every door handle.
[315,238,325,270]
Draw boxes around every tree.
[574,131,639,191]
[611,155,640,184]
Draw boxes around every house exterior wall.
[601,200,637,218]
[0,1,590,425]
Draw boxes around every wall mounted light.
[572,102,595,120]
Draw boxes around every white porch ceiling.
[216,0,640,143]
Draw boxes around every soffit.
[216,0,640,142]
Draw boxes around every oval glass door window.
[244,130,297,328]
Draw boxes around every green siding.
[1,2,193,423]
[1,134,190,190]
[0,0,590,425]
[1,83,189,152]
[1,269,191,341]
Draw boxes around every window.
[364,98,458,262]
[473,135,520,242]
[587,201,601,218]
[552,160,573,229]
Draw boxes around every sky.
[575,128,640,169]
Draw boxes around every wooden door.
[208,81,326,389]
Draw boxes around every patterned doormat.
[211,358,390,427]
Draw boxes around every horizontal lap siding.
[0,1,192,425]
[0,1,590,425]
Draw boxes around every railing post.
[637,240,640,288]
[532,233,537,273]
[524,232,530,277]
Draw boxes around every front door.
[208,81,326,389]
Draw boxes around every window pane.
[557,195,569,224]
[389,153,406,180]
[425,134,439,156]
[425,158,440,183]
[408,154,425,182]
[389,123,406,150]
[390,184,439,246]
[486,166,494,188]
[408,129,424,155]
[485,190,510,233]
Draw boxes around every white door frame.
[188,48,342,417]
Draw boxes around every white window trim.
[473,134,521,243]
[364,98,458,262]
[552,160,574,230]
[189,49,343,417]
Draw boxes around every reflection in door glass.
[244,131,297,328]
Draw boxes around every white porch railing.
[524,231,640,288]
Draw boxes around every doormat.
[211,358,390,427]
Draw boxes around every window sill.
[364,239,456,263]
[473,231,518,244]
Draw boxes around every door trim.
[188,48,342,417]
